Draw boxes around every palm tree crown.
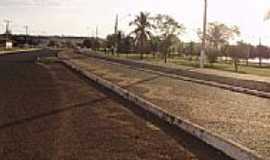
[129,12,155,55]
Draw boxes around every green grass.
[100,52,270,77]
[39,57,58,65]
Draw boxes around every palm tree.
[129,12,154,59]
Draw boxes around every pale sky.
[1,0,270,45]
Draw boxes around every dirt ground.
[0,57,232,160]
[86,52,270,92]
[61,52,270,158]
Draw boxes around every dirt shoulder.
[61,51,270,158]
[0,60,232,160]
[86,51,270,93]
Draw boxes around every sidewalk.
[61,51,270,159]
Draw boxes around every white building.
[6,40,13,49]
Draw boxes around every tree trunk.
[152,52,155,58]
[140,53,143,60]
[246,58,249,66]
[234,59,238,72]
[164,53,167,63]
[259,57,262,67]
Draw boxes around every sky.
[1,0,270,45]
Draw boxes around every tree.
[159,35,174,63]
[220,44,230,62]
[255,45,270,67]
[129,12,155,59]
[119,36,135,54]
[198,22,240,49]
[183,41,200,61]
[227,42,250,72]
[153,14,185,63]
[237,41,252,66]
[150,36,162,57]
[184,41,195,61]
[115,31,125,56]
[206,48,220,66]
[92,39,100,51]
[227,45,242,72]
[83,39,93,48]
[48,40,58,48]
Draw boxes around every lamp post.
[200,0,207,68]
[114,14,131,53]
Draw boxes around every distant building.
[6,40,13,49]
[0,33,12,48]
[0,38,5,48]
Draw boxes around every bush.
[83,39,92,48]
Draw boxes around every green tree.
[198,22,240,49]
[227,45,241,72]
[150,36,162,57]
[118,35,135,54]
[153,14,185,63]
[129,12,155,59]
[206,48,220,66]
[237,41,252,66]
[255,45,270,67]
[48,40,58,48]
[227,42,250,72]
[83,39,93,48]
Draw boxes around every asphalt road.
[0,49,58,63]
[0,52,233,160]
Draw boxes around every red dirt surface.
[0,62,203,160]
[0,49,233,160]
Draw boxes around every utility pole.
[114,14,119,53]
[114,14,119,34]
[95,26,99,51]
[200,0,207,68]
[24,25,29,35]
[96,25,98,39]
[4,20,12,40]
[4,20,11,34]
[24,25,29,44]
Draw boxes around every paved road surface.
[0,49,57,63]
[0,52,232,160]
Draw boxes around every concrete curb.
[86,52,270,99]
[61,59,266,160]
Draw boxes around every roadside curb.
[61,58,266,160]
[86,52,270,99]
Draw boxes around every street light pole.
[200,0,207,68]
[24,25,29,45]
